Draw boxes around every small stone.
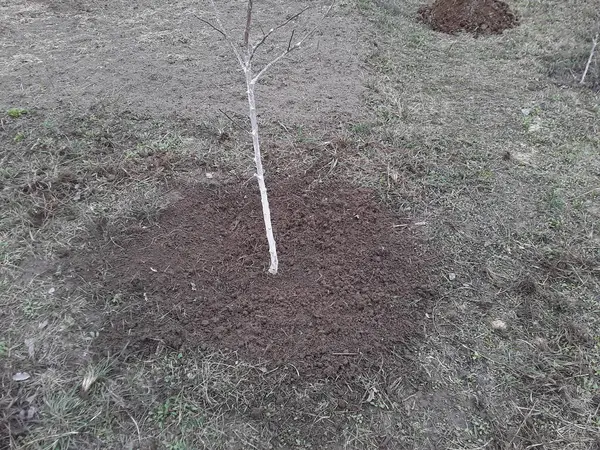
[12,372,31,382]
[448,273,456,281]
[201,320,209,326]
[491,319,507,331]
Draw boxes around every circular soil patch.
[418,0,519,36]
[84,177,434,379]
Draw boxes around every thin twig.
[205,0,245,67]
[251,2,334,83]
[287,29,295,52]
[218,109,245,130]
[192,13,226,39]
[580,32,599,84]
[250,6,311,61]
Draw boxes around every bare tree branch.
[204,0,245,67]
[286,30,295,52]
[244,0,253,50]
[192,13,227,39]
[218,109,246,130]
[249,6,311,61]
[251,2,334,83]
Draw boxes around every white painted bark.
[245,67,278,274]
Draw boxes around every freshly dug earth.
[418,0,519,35]
[84,176,433,379]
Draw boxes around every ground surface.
[83,176,431,380]
[1,0,599,449]
[1,0,365,130]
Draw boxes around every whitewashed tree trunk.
[244,67,278,274]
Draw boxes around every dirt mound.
[418,0,519,36]
[81,176,434,379]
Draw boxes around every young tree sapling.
[197,0,333,274]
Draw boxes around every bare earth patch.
[418,0,519,35]
[78,176,433,379]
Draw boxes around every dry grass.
[345,0,600,447]
[1,0,599,448]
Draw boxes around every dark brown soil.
[418,0,519,36]
[83,176,434,379]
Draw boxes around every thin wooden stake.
[580,32,599,84]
